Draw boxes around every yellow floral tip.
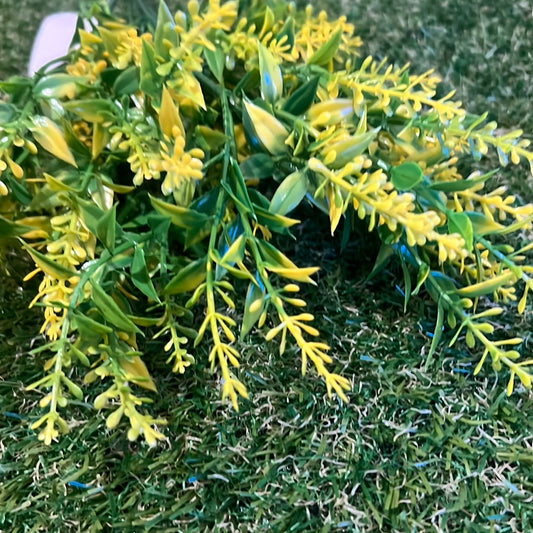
[325,373,351,403]
[265,265,319,284]
[0,180,9,196]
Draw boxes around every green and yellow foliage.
[0,0,531,446]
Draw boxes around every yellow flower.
[115,29,151,69]
[66,58,107,82]
[159,130,204,196]
[293,6,361,63]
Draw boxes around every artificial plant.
[0,0,531,445]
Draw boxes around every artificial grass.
[1,0,532,531]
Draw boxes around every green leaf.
[269,171,308,215]
[391,162,424,191]
[113,67,140,96]
[140,40,160,98]
[73,311,113,338]
[258,42,283,103]
[89,279,141,334]
[283,76,319,116]
[225,159,255,215]
[307,28,342,66]
[328,128,380,169]
[68,344,91,367]
[63,99,118,123]
[62,376,84,400]
[5,176,32,205]
[425,298,444,370]
[0,102,15,122]
[254,206,300,234]
[131,246,160,302]
[204,46,225,84]
[240,154,275,180]
[164,257,207,295]
[77,198,116,251]
[150,195,211,229]
[0,76,32,96]
[425,271,460,305]
[33,74,86,99]
[95,204,117,252]
[429,169,498,192]
[242,99,288,156]
[154,0,176,56]
[456,271,515,298]
[412,261,430,296]
[219,234,246,266]
[366,246,393,281]
[465,211,504,235]
[241,280,266,338]
[184,220,213,248]
[19,239,77,280]
[276,17,295,51]
[0,216,33,239]
[77,197,104,236]
[195,125,227,152]
[399,253,412,313]
[448,211,473,252]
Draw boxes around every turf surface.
[0,1,532,531]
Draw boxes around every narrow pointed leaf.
[131,246,161,302]
[424,299,444,370]
[448,211,473,252]
[240,154,275,180]
[283,76,319,116]
[19,239,77,280]
[258,42,283,103]
[241,280,266,338]
[269,171,308,215]
[73,311,113,337]
[204,46,225,84]
[307,28,342,65]
[150,195,211,229]
[89,279,141,334]
[242,99,288,155]
[164,257,207,294]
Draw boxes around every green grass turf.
[1,0,532,531]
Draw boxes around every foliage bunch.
[0,0,532,446]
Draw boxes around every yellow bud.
[283,284,300,292]
[106,407,124,429]
[94,392,109,410]
[248,298,263,314]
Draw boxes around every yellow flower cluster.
[0,134,32,195]
[159,131,204,196]
[102,24,152,70]
[66,57,107,82]
[25,209,95,340]
[338,57,465,120]
[226,3,361,67]
[293,6,361,63]
[453,183,533,224]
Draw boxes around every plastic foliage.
[0,0,531,446]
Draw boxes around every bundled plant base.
[0,0,532,446]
